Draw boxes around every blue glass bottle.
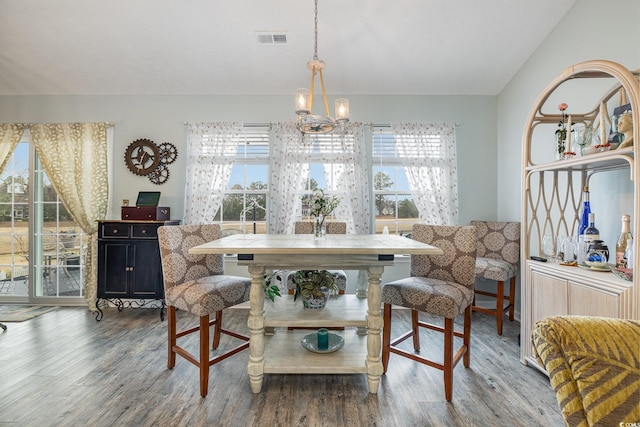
[578,186,591,241]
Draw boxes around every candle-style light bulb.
[335,98,349,123]
[295,88,310,115]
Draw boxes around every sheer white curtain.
[321,122,370,234]
[184,122,243,225]
[392,123,459,225]
[268,122,313,234]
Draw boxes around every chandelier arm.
[309,68,317,113]
[318,69,330,117]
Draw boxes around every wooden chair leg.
[212,310,222,350]
[463,305,471,367]
[444,317,454,402]
[382,304,391,373]
[508,276,516,321]
[167,306,177,369]
[411,310,420,351]
[496,280,505,335]
[200,315,210,397]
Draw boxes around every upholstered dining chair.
[157,224,251,398]
[285,221,348,295]
[470,220,520,335]
[382,224,477,402]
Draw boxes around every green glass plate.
[301,332,345,354]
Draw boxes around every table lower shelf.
[263,294,368,328]
[263,329,368,374]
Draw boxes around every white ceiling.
[0,0,576,96]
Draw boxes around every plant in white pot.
[292,269,339,309]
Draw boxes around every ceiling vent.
[256,32,287,44]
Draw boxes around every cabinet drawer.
[132,224,159,239]
[100,223,130,239]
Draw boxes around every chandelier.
[295,0,349,134]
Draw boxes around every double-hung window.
[214,126,270,235]
[372,127,417,235]
[372,123,458,234]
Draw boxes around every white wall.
[497,0,640,315]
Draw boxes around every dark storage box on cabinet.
[121,206,170,221]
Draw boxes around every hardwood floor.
[0,305,563,426]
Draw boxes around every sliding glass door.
[0,140,86,304]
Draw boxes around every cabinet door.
[98,241,131,297]
[524,270,569,369]
[130,240,164,298]
[569,282,620,317]
[531,270,568,321]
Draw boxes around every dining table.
[189,233,443,394]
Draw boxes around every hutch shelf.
[520,60,639,372]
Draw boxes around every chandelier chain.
[313,0,319,60]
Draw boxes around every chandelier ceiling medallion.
[295,0,349,134]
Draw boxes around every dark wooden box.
[121,206,170,221]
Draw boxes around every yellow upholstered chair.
[382,224,477,401]
[158,224,250,397]
[532,316,640,426]
[470,220,520,335]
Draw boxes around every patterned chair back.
[294,221,347,234]
[409,224,477,289]
[157,224,224,292]
[470,221,520,268]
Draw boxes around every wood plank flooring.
[0,305,563,426]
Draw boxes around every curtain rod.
[183,122,270,127]
[368,122,460,128]
[8,121,115,127]
[183,122,460,127]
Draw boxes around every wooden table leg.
[365,265,384,394]
[247,265,266,393]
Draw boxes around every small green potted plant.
[263,269,339,309]
[263,271,282,302]
[292,269,339,309]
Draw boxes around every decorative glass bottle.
[578,186,591,242]
[616,214,633,268]
[583,213,600,245]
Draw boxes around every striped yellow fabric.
[532,316,640,427]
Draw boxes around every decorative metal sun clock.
[124,139,178,185]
